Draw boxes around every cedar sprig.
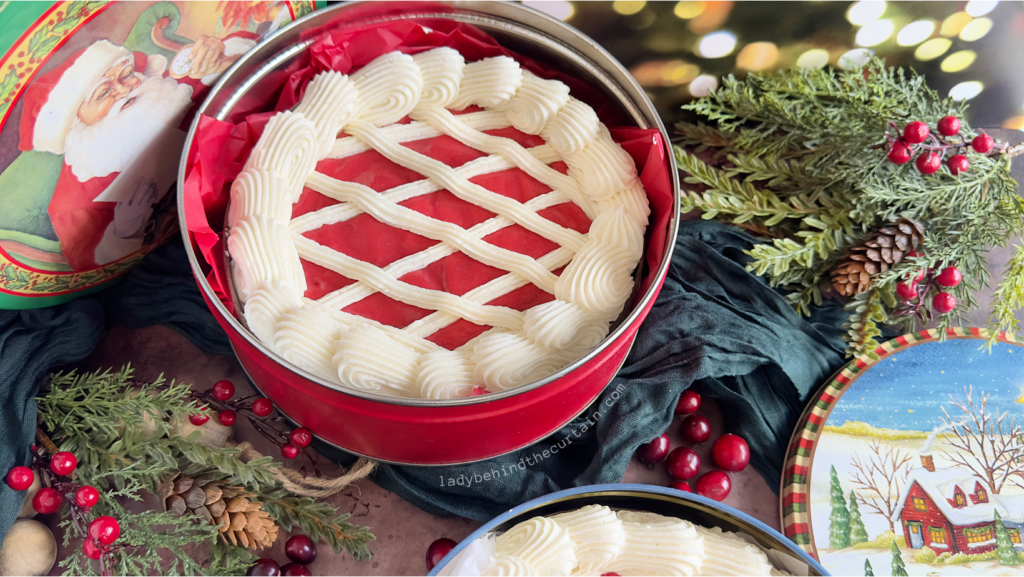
[674,58,1024,352]
[261,490,376,561]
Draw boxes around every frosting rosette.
[694,526,774,576]
[495,517,577,576]
[549,505,625,576]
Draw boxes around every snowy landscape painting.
[808,337,1024,576]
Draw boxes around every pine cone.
[832,218,925,296]
[157,473,279,549]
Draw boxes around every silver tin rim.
[176,0,681,409]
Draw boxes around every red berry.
[252,398,273,417]
[667,447,701,480]
[88,516,120,546]
[50,451,77,476]
[887,140,912,164]
[6,466,34,491]
[932,291,956,314]
[218,410,237,426]
[972,133,994,153]
[470,386,489,396]
[33,487,62,514]
[601,574,622,577]
[711,434,750,472]
[426,537,457,571]
[75,486,100,508]
[896,282,918,301]
[916,152,941,175]
[285,534,317,564]
[695,471,732,501]
[211,380,235,401]
[82,538,102,560]
[936,266,962,288]
[636,433,670,465]
[281,564,312,577]
[290,427,312,448]
[937,116,960,136]
[669,480,692,492]
[282,444,299,459]
[680,414,712,444]
[947,155,969,175]
[675,390,701,415]
[246,558,282,576]
[189,407,210,426]
[903,121,930,144]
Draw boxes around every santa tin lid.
[781,327,1024,575]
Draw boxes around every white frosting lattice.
[228,48,650,399]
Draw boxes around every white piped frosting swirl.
[243,281,303,348]
[523,300,594,351]
[412,47,465,113]
[495,517,577,576]
[540,97,600,155]
[694,526,774,576]
[333,324,420,397]
[450,56,524,110]
[565,126,638,201]
[352,52,423,127]
[274,305,341,381]
[229,167,292,228]
[597,181,651,228]
[243,111,318,202]
[548,505,625,576]
[228,215,306,301]
[555,208,644,315]
[294,71,360,157]
[498,71,571,135]
[471,332,572,391]
[415,350,477,399]
[482,556,538,576]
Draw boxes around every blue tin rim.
[428,483,828,576]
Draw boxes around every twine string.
[232,441,376,498]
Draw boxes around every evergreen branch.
[261,490,375,560]
[844,290,886,357]
[990,244,1024,339]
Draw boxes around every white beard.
[64,73,193,182]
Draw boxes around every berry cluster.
[635,391,750,502]
[886,116,994,176]
[426,538,458,571]
[246,534,317,576]
[893,253,962,319]
[6,445,122,574]
[187,380,320,477]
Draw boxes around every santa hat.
[19,40,132,155]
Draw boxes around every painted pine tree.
[829,465,851,549]
[994,510,1022,565]
[891,541,908,577]
[849,489,869,546]
[864,558,874,576]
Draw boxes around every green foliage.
[261,490,376,560]
[863,558,874,576]
[891,541,909,576]
[914,546,938,564]
[852,530,906,549]
[828,465,851,549]
[675,58,1024,350]
[995,510,1022,565]
[848,490,869,546]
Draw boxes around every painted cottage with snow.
[898,455,1024,555]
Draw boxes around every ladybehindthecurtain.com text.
[439,382,628,488]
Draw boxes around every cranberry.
[247,558,282,576]
[675,390,701,415]
[189,407,210,426]
[32,487,62,514]
[636,433,670,465]
[470,387,489,396]
[82,538,102,560]
[667,447,701,480]
[601,574,622,577]
[680,414,712,444]
[712,434,751,471]
[937,116,960,136]
[669,480,692,492]
[695,471,732,501]
[211,379,235,401]
[281,564,311,576]
[903,121,930,144]
[218,410,237,426]
[290,428,312,448]
[285,534,317,564]
[887,140,912,164]
[895,282,918,301]
[932,292,956,314]
[426,537,457,571]
[936,266,962,287]
[6,466,33,491]
[916,152,941,175]
[88,516,120,545]
[75,486,100,508]
[252,398,274,417]
[945,154,969,175]
[50,451,77,476]
[282,444,299,459]
[972,133,994,154]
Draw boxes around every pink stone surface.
[45,324,778,576]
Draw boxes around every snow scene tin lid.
[781,327,1024,576]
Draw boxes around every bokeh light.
[663,61,701,85]
[940,50,978,73]
[856,19,895,46]
[896,20,935,46]
[965,0,999,17]
[940,12,973,36]
[1003,116,1024,131]
[522,1,574,20]
[948,81,984,101]
[959,17,993,41]
[838,48,874,69]
[697,31,738,58]
[689,74,719,97]
[736,42,779,71]
[613,1,646,16]
[914,38,952,61]
[796,48,831,69]
[846,1,887,25]
[674,1,707,19]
